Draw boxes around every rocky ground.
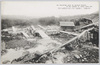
[5,33,98,64]
[1,25,99,64]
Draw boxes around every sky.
[1,1,99,18]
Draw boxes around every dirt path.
[1,49,25,64]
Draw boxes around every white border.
[0,0,99,65]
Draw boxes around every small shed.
[60,21,75,31]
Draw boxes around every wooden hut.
[60,21,75,31]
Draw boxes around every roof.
[60,22,75,26]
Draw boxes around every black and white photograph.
[1,1,99,64]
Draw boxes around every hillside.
[1,12,99,29]
[58,12,99,23]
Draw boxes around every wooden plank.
[36,30,51,39]
[21,32,30,38]
[75,22,98,30]
[31,25,36,31]
[83,45,99,49]
[38,25,46,30]
[60,31,79,36]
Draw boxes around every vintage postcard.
[1,1,99,64]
